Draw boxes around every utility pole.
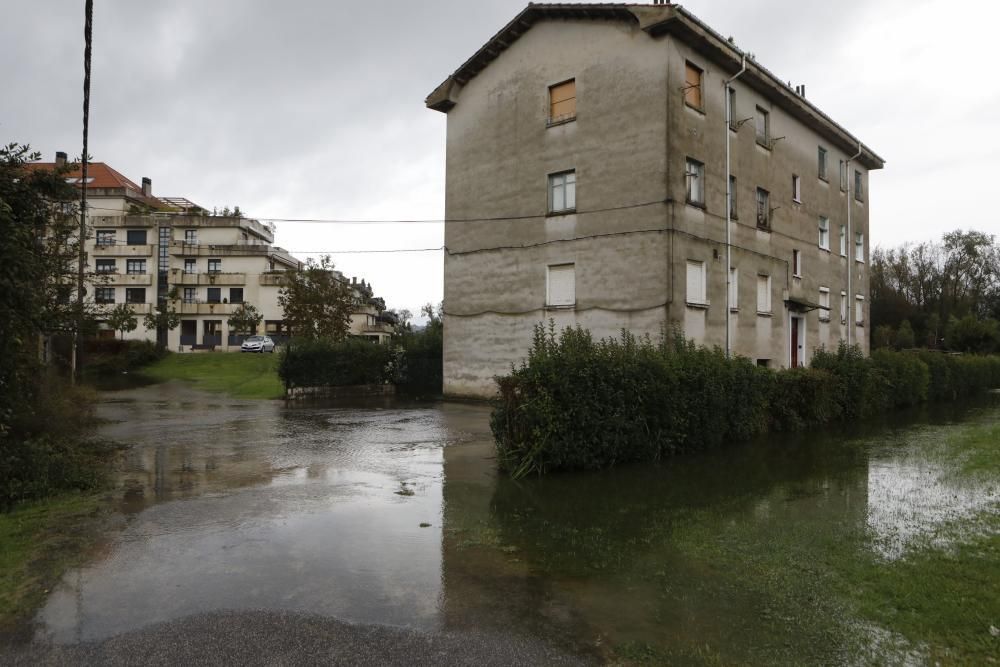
[74,0,93,382]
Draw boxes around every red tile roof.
[26,161,170,210]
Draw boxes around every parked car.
[241,335,276,353]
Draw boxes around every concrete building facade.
[427,3,884,398]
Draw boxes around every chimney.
[55,151,67,168]
[352,277,357,285]
[141,177,152,197]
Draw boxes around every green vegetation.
[279,338,395,390]
[144,352,284,399]
[0,491,112,627]
[82,339,167,377]
[492,324,1000,477]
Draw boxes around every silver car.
[241,335,276,353]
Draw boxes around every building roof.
[25,160,172,210]
[426,3,884,170]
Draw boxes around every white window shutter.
[686,260,705,303]
[547,264,575,306]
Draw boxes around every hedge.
[491,325,1000,478]
[278,338,395,389]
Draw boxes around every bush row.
[82,339,167,376]
[277,327,444,395]
[491,325,1000,478]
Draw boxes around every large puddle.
[31,381,1000,661]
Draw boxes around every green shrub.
[278,338,393,389]
[82,339,166,376]
[395,324,443,395]
[492,325,1000,478]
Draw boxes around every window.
[548,79,576,123]
[818,146,828,180]
[727,87,737,129]
[728,175,738,219]
[855,295,865,325]
[757,275,772,314]
[818,287,830,321]
[95,287,115,304]
[818,217,830,250]
[126,259,146,275]
[755,106,770,147]
[756,187,770,228]
[854,169,864,201]
[207,287,222,304]
[840,160,848,191]
[840,291,848,324]
[792,249,802,277]
[685,158,705,206]
[756,359,770,368]
[96,229,115,246]
[546,263,575,307]
[95,259,116,274]
[184,229,197,243]
[125,288,146,304]
[229,288,244,304]
[839,225,847,256]
[686,260,707,305]
[729,267,739,310]
[183,287,196,304]
[792,175,801,203]
[207,258,222,274]
[184,258,197,274]
[684,61,703,109]
[855,232,864,262]
[126,229,147,245]
[548,171,576,214]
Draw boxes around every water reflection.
[33,383,999,662]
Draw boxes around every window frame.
[546,263,576,308]
[125,287,146,305]
[792,174,802,203]
[548,78,577,125]
[685,260,708,306]
[182,287,196,304]
[126,258,146,275]
[685,157,705,207]
[840,291,848,324]
[839,160,848,191]
[184,258,197,274]
[229,288,244,304]
[756,274,772,315]
[728,175,738,219]
[855,295,865,325]
[818,287,831,322]
[95,229,116,247]
[184,229,198,243]
[818,146,828,181]
[95,258,116,274]
[125,229,147,246]
[755,106,770,148]
[792,249,802,278]
[729,266,739,311]
[207,258,222,274]
[839,225,847,256]
[818,216,830,251]
[854,169,865,202]
[755,187,770,229]
[94,287,115,304]
[547,170,577,215]
[855,231,865,262]
[684,61,704,110]
[206,287,222,304]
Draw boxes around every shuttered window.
[684,62,703,108]
[729,267,739,309]
[819,287,830,321]
[841,291,848,323]
[549,79,576,122]
[855,232,865,262]
[547,264,576,307]
[686,260,706,305]
[757,275,772,314]
[856,295,865,324]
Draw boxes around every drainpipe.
[845,142,862,347]
[724,54,747,358]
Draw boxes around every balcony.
[362,322,394,335]
[126,302,153,315]
[177,301,236,315]
[168,240,273,257]
[92,244,153,257]
[99,272,153,286]
[172,270,246,286]
[259,272,289,287]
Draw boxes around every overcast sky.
[3,0,997,317]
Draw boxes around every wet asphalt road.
[4,610,588,665]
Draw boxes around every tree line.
[870,229,1000,353]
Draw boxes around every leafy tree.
[945,315,1000,354]
[227,302,263,336]
[895,319,915,350]
[143,288,181,348]
[106,303,138,340]
[872,325,895,350]
[278,255,353,341]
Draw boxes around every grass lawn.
[142,351,284,399]
[0,492,111,630]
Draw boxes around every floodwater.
[29,382,1000,662]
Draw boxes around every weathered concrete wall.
[439,17,874,398]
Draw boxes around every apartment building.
[426,3,885,398]
[29,154,392,350]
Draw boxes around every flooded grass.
[0,492,113,632]
[142,351,283,399]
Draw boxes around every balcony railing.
[176,301,236,315]
[92,244,154,257]
[172,270,246,286]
